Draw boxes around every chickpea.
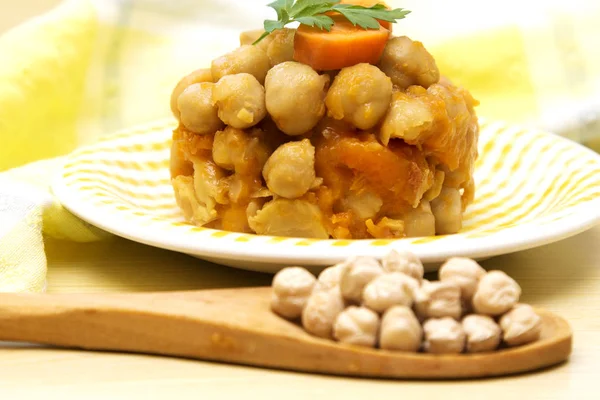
[403,200,436,238]
[341,190,382,220]
[333,306,380,348]
[212,73,267,129]
[262,139,316,199]
[246,198,265,222]
[339,256,384,303]
[362,272,418,313]
[431,187,463,235]
[499,304,542,347]
[170,68,213,118]
[379,306,422,352]
[379,90,434,146]
[378,36,440,89]
[424,170,445,202]
[211,45,270,84]
[270,267,317,319]
[302,286,345,339]
[414,280,462,320]
[265,62,329,136]
[472,271,521,316]
[192,157,228,217]
[177,83,224,134]
[239,29,265,46]
[265,28,295,67]
[439,257,486,301]
[430,82,468,122]
[248,198,329,239]
[325,63,393,130]
[173,156,228,227]
[381,249,424,282]
[172,175,217,226]
[212,127,246,171]
[462,314,502,353]
[315,264,344,292]
[423,317,466,354]
[212,127,271,175]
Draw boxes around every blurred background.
[1,0,599,171]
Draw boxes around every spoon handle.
[0,290,574,379]
[0,289,287,365]
[0,292,155,347]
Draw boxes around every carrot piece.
[335,0,392,30]
[294,17,390,71]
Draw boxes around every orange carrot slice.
[294,17,390,71]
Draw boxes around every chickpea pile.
[170,27,480,240]
[271,251,542,354]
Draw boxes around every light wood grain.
[0,287,572,379]
[1,225,599,398]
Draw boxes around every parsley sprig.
[253,0,411,44]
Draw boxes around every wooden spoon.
[0,287,572,379]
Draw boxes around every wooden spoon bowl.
[0,287,572,379]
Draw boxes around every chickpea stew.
[169,2,479,240]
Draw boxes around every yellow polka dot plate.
[52,119,600,273]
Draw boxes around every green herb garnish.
[253,0,411,44]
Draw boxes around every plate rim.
[51,119,600,267]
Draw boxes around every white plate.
[52,119,600,273]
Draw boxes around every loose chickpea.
[439,257,486,301]
[339,256,384,303]
[325,63,393,130]
[333,306,380,348]
[265,61,329,136]
[302,286,346,339]
[177,83,224,134]
[362,272,419,313]
[262,139,316,199]
[211,45,271,84]
[315,264,344,292]
[472,270,522,316]
[414,280,462,320]
[170,68,213,118]
[462,314,502,353]
[379,306,422,352]
[270,267,317,319]
[381,249,424,282]
[212,73,267,129]
[423,317,466,354]
[499,304,542,347]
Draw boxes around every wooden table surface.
[0,226,598,399]
[2,2,600,399]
